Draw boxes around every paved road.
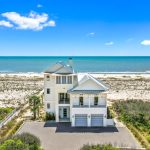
[18,121,142,150]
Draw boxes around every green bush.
[45,112,55,121]
[80,144,120,150]
[0,133,43,150]
[13,132,41,146]
[112,100,150,148]
[0,139,28,150]
[0,107,14,121]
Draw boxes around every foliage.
[0,133,43,150]
[80,144,120,150]
[13,132,41,146]
[29,96,41,120]
[112,100,150,148]
[0,139,28,150]
[45,112,55,121]
[0,118,23,139]
[107,107,114,119]
[0,107,14,121]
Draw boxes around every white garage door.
[91,114,103,127]
[75,114,87,127]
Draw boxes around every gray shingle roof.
[45,61,74,74]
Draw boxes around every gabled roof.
[68,74,108,94]
[44,61,74,74]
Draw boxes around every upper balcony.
[58,93,70,104]
[72,104,106,108]
[59,98,70,104]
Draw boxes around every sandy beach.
[0,73,150,108]
[0,73,43,108]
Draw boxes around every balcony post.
[88,95,90,108]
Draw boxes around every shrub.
[0,139,28,150]
[0,133,43,150]
[13,132,41,146]
[45,112,55,121]
[80,144,120,150]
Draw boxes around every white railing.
[72,105,106,108]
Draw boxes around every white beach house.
[44,58,113,127]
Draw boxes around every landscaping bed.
[0,107,14,121]
[112,100,150,149]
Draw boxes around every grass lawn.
[112,100,150,149]
[0,107,14,121]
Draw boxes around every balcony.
[59,98,70,104]
[72,104,106,108]
[90,105,106,108]
[72,105,89,108]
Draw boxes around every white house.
[44,58,113,127]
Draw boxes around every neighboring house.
[44,58,113,127]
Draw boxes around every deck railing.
[72,105,106,108]
[59,98,70,104]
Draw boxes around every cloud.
[87,32,95,37]
[37,4,43,8]
[141,40,150,46]
[105,41,114,46]
[0,11,56,31]
[0,20,13,27]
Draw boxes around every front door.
[63,108,67,118]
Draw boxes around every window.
[46,75,50,81]
[56,76,61,84]
[94,97,98,106]
[67,76,72,84]
[47,88,50,94]
[62,76,66,84]
[47,103,50,109]
[79,97,83,106]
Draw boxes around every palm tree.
[29,95,41,120]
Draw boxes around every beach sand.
[0,73,150,108]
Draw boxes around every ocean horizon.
[0,56,150,73]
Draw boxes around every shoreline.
[0,72,150,79]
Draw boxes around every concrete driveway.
[18,121,142,150]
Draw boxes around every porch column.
[55,106,59,122]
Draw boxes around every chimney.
[68,57,73,68]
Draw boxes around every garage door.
[75,114,87,127]
[91,114,103,127]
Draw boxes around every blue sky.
[0,0,150,56]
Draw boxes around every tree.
[29,96,41,119]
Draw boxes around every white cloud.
[0,11,55,30]
[37,4,43,8]
[0,20,13,27]
[105,41,114,46]
[141,40,150,46]
[87,32,95,37]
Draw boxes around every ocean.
[0,56,150,73]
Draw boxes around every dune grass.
[112,100,150,149]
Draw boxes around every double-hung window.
[67,76,72,84]
[79,97,83,106]
[56,76,61,84]
[47,88,50,94]
[94,97,98,106]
